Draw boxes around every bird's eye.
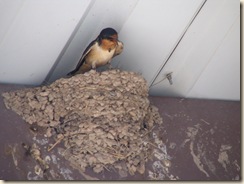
[107,37,114,41]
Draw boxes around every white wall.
[149,0,240,100]
[114,0,205,84]
[0,0,91,85]
[0,0,240,101]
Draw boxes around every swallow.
[67,27,123,76]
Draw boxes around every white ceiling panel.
[0,0,91,85]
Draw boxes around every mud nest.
[2,69,162,175]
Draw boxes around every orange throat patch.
[100,39,117,52]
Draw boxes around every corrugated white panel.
[0,0,91,85]
[150,0,240,100]
[187,16,240,100]
[0,0,240,101]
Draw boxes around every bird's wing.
[67,38,97,75]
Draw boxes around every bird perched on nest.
[67,27,123,75]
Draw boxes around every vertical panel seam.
[43,0,96,85]
[186,14,240,98]
[149,0,208,88]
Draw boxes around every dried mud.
[2,69,163,176]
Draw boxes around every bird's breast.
[86,42,115,67]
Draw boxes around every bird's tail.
[67,63,92,76]
[67,70,76,76]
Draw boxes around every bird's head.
[99,27,118,41]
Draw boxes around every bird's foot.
[91,68,98,73]
[108,64,114,70]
